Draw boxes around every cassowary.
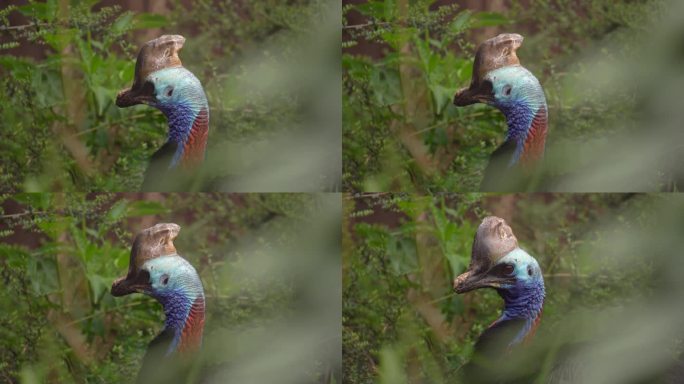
[117,35,210,191]
[454,34,548,191]
[111,223,205,383]
[453,216,545,383]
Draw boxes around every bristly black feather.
[480,139,525,192]
[462,318,534,384]
[136,328,175,384]
[141,141,178,191]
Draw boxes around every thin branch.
[0,22,48,32]
[343,21,390,30]
[0,210,48,219]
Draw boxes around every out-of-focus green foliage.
[0,0,340,192]
[343,0,679,192]
[0,192,341,383]
[343,193,684,383]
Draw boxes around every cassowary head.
[453,216,543,295]
[454,34,548,168]
[116,35,209,169]
[112,223,205,355]
[454,216,545,350]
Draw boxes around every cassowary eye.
[502,264,514,275]
[161,274,169,286]
[503,85,512,96]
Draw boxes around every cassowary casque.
[454,34,548,191]
[117,35,210,191]
[111,223,205,383]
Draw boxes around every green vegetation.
[0,0,339,192]
[343,0,678,191]
[343,193,684,383]
[0,193,340,383]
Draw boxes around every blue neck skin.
[156,103,197,168]
[495,100,536,166]
[151,288,193,355]
[496,278,545,346]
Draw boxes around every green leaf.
[111,12,135,36]
[18,0,56,22]
[87,274,107,304]
[13,193,52,210]
[450,10,472,33]
[126,200,169,217]
[430,84,455,115]
[369,67,401,106]
[472,12,509,27]
[114,248,130,270]
[106,200,128,223]
[92,85,112,116]
[387,237,417,275]
[133,13,169,29]
[42,29,77,52]
[355,1,387,19]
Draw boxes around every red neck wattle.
[177,296,205,354]
[180,107,209,168]
[522,308,543,345]
[520,106,548,167]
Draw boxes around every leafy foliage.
[0,0,339,192]
[343,0,676,192]
[342,193,682,383]
[0,192,340,383]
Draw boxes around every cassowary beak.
[454,33,524,107]
[116,81,156,107]
[116,34,185,108]
[453,80,494,106]
[111,269,151,296]
[453,216,519,294]
[111,223,181,297]
[453,269,509,293]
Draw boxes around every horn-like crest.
[471,33,522,88]
[469,216,518,272]
[454,33,524,106]
[130,222,180,270]
[116,35,186,107]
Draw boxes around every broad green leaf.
[450,10,472,33]
[13,193,52,210]
[126,200,170,217]
[106,200,128,222]
[111,12,135,36]
[369,68,401,106]
[92,85,112,116]
[430,84,456,115]
[472,12,509,27]
[355,1,387,19]
[87,274,107,304]
[18,0,56,22]
[42,29,77,52]
[133,13,169,29]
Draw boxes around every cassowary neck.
[494,278,545,346]
[153,285,205,355]
[157,93,209,169]
[497,94,548,168]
